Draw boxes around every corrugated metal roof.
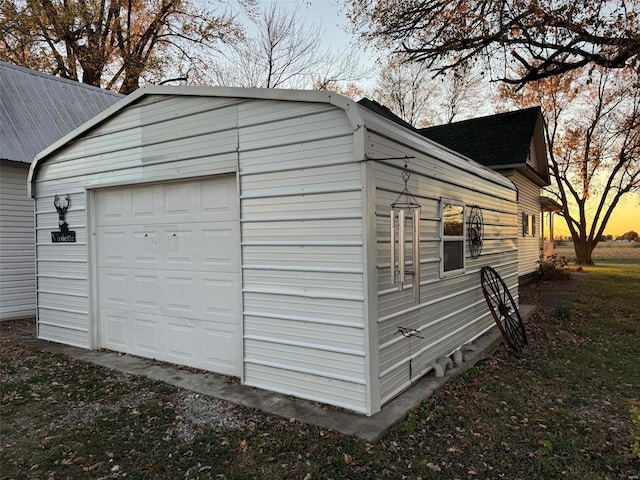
[0,61,123,163]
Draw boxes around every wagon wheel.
[480,266,528,352]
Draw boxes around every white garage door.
[95,175,241,376]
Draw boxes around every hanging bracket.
[390,157,421,304]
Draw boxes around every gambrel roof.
[0,62,122,163]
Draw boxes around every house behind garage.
[29,87,518,415]
[419,108,560,281]
[0,62,122,320]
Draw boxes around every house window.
[522,213,536,237]
[441,201,465,276]
[531,214,536,236]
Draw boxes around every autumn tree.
[345,0,639,87]
[0,0,253,94]
[208,2,366,90]
[502,66,640,265]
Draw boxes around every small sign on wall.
[52,194,76,243]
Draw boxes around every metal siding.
[512,172,542,277]
[33,94,369,413]
[0,162,36,319]
[368,130,518,405]
[31,96,245,349]
[239,109,352,151]
[34,191,89,343]
[239,136,355,176]
[238,100,368,413]
[244,364,368,414]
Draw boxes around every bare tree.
[209,2,366,90]
[371,56,437,127]
[370,56,488,127]
[437,61,488,124]
[502,66,640,264]
[209,3,321,88]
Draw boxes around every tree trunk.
[573,240,595,265]
[119,72,140,95]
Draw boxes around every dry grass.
[554,241,640,262]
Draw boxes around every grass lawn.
[1,266,639,479]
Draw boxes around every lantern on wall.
[390,160,421,303]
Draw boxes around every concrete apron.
[7,304,535,443]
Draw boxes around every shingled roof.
[418,107,542,169]
[0,62,123,163]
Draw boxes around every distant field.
[554,241,640,262]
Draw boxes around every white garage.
[29,87,518,416]
[95,176,241,375]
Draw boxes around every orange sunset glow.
[554,194,640,238]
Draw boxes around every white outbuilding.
[29,87,518,415]
[0,62,122,321]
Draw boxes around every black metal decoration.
[51,195,76,243]
[467,205,484,258]
[390,158,421,303]
[480,266,528,352]
[395,326,424,339]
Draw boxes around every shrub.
[538,254,569,279]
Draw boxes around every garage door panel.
[164,183,191,216]
[100,230,130,265]
[135,316,160,354]
[100,189,127,223]
[96,175,241,376]
[99,268,239,321]
[100,224,238,272]
[202,227,237,271]
[167,322,196,362]
[202,326,238,372]
[102,310,128,348]
[166,276,195,314]
[202,274,240,322]
[102,272,128,307]
[132,274,162,312]
[131,186,155,217]
[98,180,237,226]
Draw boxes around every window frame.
[522,212,537,237]
[440,199,466,278]
[522,212,529,236]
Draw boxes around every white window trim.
[440,199,466,278]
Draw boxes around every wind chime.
[390,159,421,304]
